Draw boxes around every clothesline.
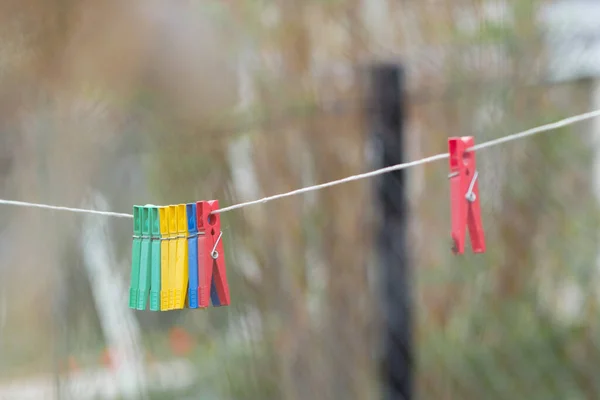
[2,108,600,218]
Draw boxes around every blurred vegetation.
[1,0,600,399]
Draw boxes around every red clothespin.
[448,137,486,254]
[196,200,231,307]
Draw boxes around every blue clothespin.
[186,203,199,308]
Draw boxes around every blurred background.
[1,0,600,399]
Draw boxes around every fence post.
[368,63,413,400]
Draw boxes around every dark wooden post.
[368,63,413,400]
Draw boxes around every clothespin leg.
[467,182,486,253]
[197,233,211,308]
[210,235,230,307]
[210,278,220,306]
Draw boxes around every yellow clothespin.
[159,207,170,311]
[168,205,178,310]
[174,204,189,309]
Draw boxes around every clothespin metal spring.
[211,231,223,260]
[465,171,478,203]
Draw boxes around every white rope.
[213,153,450,214]
[214,109,600,214]
[469,109,600,151]
[0,199,133,218]
[2,108,600,217]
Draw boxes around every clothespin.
[186,203,199,309]
[197,200,230,307]
[129,206,142,309]
[149,207,161,311]
[137,207,152,310]
[168,205,178,310]
[448,136,486,254]
[174,204,188,309]
[159,207,170,311]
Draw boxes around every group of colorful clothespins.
[128,136,487,312]
[128,200,230,311]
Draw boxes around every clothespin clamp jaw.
[196,200,231,308]
[448,136,486,255]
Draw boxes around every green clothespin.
[129,206,142,309]
[137,206,152,310]
[149,207,162,311]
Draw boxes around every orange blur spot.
[168,327,195,356]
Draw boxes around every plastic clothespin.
[137,207,152,310]
[174,204,188,309]
[197,200,230,307]
[186,203,199,309]
[149,207,161,311]
[448,136,486,254]
[159,207,170,311]
[129,206,143,309]
[168,205,178,310]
